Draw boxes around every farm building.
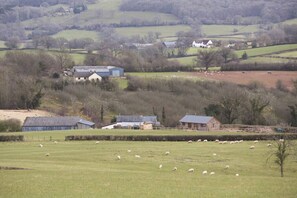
[179,115,221,131]
[102,115,160,129]
[162,41,176,48]
[22,116,95,131]
[70,66,124,82]
[192,40,213,48]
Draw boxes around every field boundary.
[0,135,24,142]
[65,134,297,141]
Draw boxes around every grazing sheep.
[54,141,58,144]
[188,140,193,143]
[127,150,131,153]
[254,140,259,143]
[95,141,100,144]
[219,141,223,144]
[135,155,141,158]
[165,151,170,155]
[223,141,228,144]
[159,164,163,169]
[239,140,243,143]
[236,173,239,176]
[250,145,255,149]
[279,139,284,142]
[210,172,215,175]
[188,168,194,172]
[230,141,235,144]
[39,144,43,148]
[213,153,217,156]
[197,139,201,142]
[215,139,219,143]
[225,165,230,169]
[267,143,272,147]
[203,139,208,142]
[117,155,121,160]
[172,167,177,171]
[45,153,50,157]
[202,170,208,175]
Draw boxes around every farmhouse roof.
[162,41,176,48]
[179,115,214,124]
[116,115,158,123]
[23,116,95,127]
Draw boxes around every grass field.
[116,25,191,38]
[274,50,297,58]
[0,40,5,48]
[0,131,297,197]
[241,57,290,64]
[201,25,259,36]
[53,30,100,41]
[235,44,297,57]
[282,18,297,25]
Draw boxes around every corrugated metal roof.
[23,116,94,127]
[179,115,213,124]
[116,115,158,123]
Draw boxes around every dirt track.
[0,110,55,124]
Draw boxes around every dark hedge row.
[65,134,297,141]
[0,135,24,142]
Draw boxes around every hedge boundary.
[0,135,24,142]
[65,134,297,141]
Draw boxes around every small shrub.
[0,119,21,132]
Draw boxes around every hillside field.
[0,134,296,197]
[128,71,297,90]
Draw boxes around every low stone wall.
[0,135,24,142]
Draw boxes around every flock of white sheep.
[37,138,276,177]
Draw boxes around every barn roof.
[116,115,158,123]
[179,115,214,124]
[23,116,95,127]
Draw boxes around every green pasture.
[241,57,290,64]
[274,51,297,58]
[282,18,297,25]
[0,40,5,48]
[235,44,297,57]
[0,136,297,197]
[53,30,100,41]
[169,56,197,66]
[201,25,259,36]
[88,0,121,11]
[127,72,193,80]
[116,25,190,38]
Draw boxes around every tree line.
[120,0,297,25]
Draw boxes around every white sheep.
[45,153,50,156]
[188,140,193,143]
[159,164,163,169]
[165,151,170,155]
[117,155,121,160]
[250,145,255,149]
[239,140,243,143]
[267,143,272,147]
[39,144,43,148]
[203,139,208,142]
[230,141,235,144]
[127,150,131,153]
[236,173,239,176]
[213,153,217,156]
[54,141,58,144]
[95,141,100,144]
[202,170,208,175]
[188,168,194,172]
[172,167,177,171]
[197,139,201,142]
[215,139,219,143]
[135,155,141,158]
[279,139,284,142]
[254,140,259,143]
[210,172,215,175]
[225,165,230,169]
